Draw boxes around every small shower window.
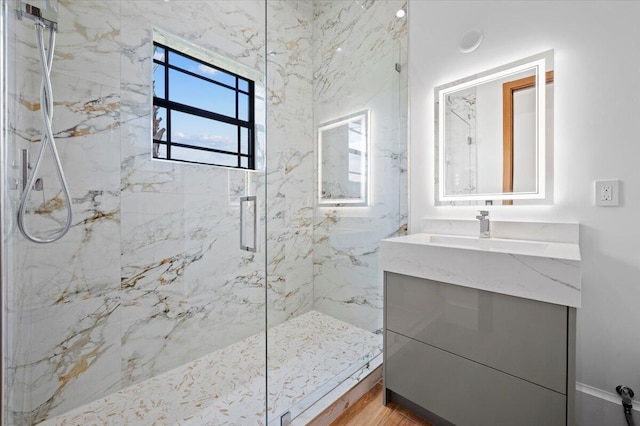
[152,42,255,169]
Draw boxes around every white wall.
[409,1,640,423]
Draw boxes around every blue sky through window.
[153,43,253,167]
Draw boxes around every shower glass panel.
[2,0,408,424]
[265,0,408,423]
[2,1,267,425]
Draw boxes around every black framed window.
[152,42,255,169]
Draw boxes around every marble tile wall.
[264,0,315,328]
[3,0,406,423]
[311,0,408,333]
[5,2,123,423]
[3,0,311,423]
[118,0,268,388]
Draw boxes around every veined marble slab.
[40,311,381,426]
[311,0,408,334]
[5,0,399,422]
[381,232,581,308]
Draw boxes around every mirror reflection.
[435,51,553,205]
[318,111,369,206]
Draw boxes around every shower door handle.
[240,196,257,252]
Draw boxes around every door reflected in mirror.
[435,50,553,205]
[502,71,554,205]
[318,110,369,206]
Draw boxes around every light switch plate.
[595,180,620,206]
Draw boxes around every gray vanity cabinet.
[383,272,576,426]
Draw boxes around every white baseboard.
[576,382,639,426]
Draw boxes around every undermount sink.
[427,234,549,255]
[395,232,579,261]
[380,230,581,308]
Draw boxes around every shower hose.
[17,21,72,243]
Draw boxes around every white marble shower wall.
[264,0,315,328]
[3,0,406,424]
[312,0,408,333]
[118,0,268,388]
[5,2,123,423]
[2,0,313,423]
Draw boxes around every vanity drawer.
[385,272,567,393]
[385,331,566,426]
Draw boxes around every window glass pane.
[171,111,238,153]
[348,120,364,150]
[172,146,238,167]
[153,46,165,62]
[169,53,236,87]
[240,128,249,154]
[169,69,236,118]
[153,64,165,99]
[152,44,255,170]
[153,107,167,141]
[153,142,167,159]
[349,152,363,182]
[238,93,249,121]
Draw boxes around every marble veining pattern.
[40,311,381,426]
[4,0,405,423]
[265,0,315,328]
[311,0,408,333]
[6,0,286,422]
[6,2,123,421]
[380,233,582,308]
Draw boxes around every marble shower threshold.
[40,310,382,426]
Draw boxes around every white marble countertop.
[380,229,581,308]
[387,233,581,261]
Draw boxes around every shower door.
[2,1,269,425]
[265,0,408,424]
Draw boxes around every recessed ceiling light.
[336,47,343,53]
[396,9,406,18]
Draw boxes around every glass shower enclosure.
[0,0,407,424]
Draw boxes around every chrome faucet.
[476,210,490,238]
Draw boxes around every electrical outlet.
[595,180,620,206]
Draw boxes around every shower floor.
[40,311,382,426]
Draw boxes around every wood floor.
[329,382,432,426]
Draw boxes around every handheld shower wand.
[16,1,73,243]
